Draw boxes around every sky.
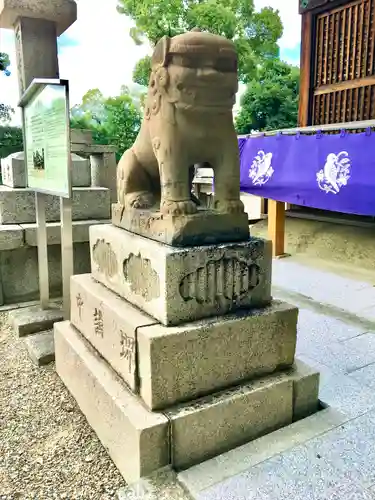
[0,0,302,125]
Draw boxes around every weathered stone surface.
[70,129,93,145]
[54,320,169,484]
[116,30,247,245]
[0,186,110,224]
[291,359,320,421]
[0,224,24,250]
[21,219,110,246]
[1,152,27,188]
[166,375,294,470]
[116,467,192,500]
[0,0,77,36]
[70,273,157,391]
[90,224,272,326]
[24,329,55,366]
[100,153,117,203]
[1,242,90,304]
[10,304,63,337]
[137,301,297,410]
[71,153,91,187]
[112,204,249,247]
[178,407,346,496]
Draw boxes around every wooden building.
[299,0,375,126]
[262,0,375,257]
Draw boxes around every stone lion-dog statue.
[116,28,245,218]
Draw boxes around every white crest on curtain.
[316,151,351,194]
[249,151,274,186]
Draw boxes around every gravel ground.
[0,312,126,499]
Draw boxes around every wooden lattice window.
[312,0,375,124]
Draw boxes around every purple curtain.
[238,131,375,216]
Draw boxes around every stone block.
[71,153,91,187]
[55,321,319,482]
[0,242,91,304]
[137,301,297,410]
[112,203,250,247]
[291,359,320,421]
[1,152,27,187]
[21,219,110,246]
[24,329,55,366]
[90,224,272,326]
[54,320,169,484]
[0,224,24,250]
[166,375,294,470]
[0,0,77,36]
[10,304,63,337]
[1,151,91,188]
[70,273,157,392]
[0,186,111,224]
[70,129,93,145]
[101,153,117,203]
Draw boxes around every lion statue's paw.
[160,199,198,216]
[124,191,156,210]
[214,199,245,214]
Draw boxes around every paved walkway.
[178,258,375,500]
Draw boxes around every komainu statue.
[116,28,245,218]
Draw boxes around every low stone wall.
[0,220,109,305]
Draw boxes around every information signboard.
[20,79,71,198]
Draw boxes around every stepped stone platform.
[0,132,114,305]
[55,222,320,484]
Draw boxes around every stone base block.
[55,320,319,481]
[24,329,55,366]
[54,320,170,484]
[70,273,157,392]
[112,203,250,247]
[137,301,298,410]
[10,304,64,337]
[1,242,91,305]
[0,151,90,188]
[1,152,26,188]
[90,224,272,326]
[70,274,297,409]
[0,186,110,224]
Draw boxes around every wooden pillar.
[268,199,285,257]
[267,10,313,257]
[298,12,313,127]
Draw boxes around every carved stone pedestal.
[112,203,250,247]
[55,224,320,484]
[89,224,272,326]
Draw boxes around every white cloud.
[0,0,301,126]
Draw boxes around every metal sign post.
[35,192,49,309]
[19,78,73,319]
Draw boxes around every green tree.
[0,126,23,159]
[235,59,300,134]
[0,52,14,123]
[70,87,142,160]
[117,0,283,86]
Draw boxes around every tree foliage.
[0,126,23,159]
[0,52,14,124]
[71,87,142,160]
[117,0,283,86]
[235,59,300,134]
